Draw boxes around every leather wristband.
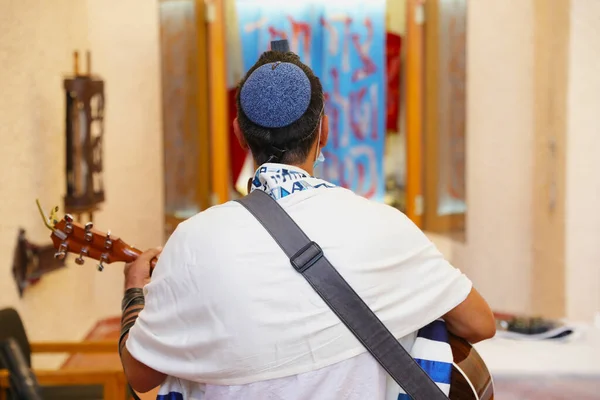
[122,296,145,313]
[118,321,136,356]
[122,288,144,311]
[119,288,145,357]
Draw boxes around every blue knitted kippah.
[240,62,311,128]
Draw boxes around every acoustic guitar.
[40,205,494,400]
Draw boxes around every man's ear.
[320,114,329,149]
[233,118,248,150]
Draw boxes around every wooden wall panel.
[159,0,211,236]
[207,0,231,205]
[423,0,466,234]
[405,0,425,227]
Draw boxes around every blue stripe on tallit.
[314,182,337,189]
[396,320,453,398]
[413,359,452,384]
[156,392,184,400]
[417,319,449,343]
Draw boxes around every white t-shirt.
[127,164,472,399]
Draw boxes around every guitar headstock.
[50,214,141,271]
[37,199,142,271]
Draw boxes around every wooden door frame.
[422,0,466,234]
[405,0,426,228]
[195,0,212,211]
[159,0,212,235]
[207,0,231,205]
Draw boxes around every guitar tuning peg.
[64,214,74,234]
[75,248,88,265]
[104,229,113,249]
[84,222,93,242]
[97,253,108,272]
[54,242,68,260]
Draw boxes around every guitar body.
[449,334,494,400]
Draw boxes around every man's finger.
[139,246,163,262]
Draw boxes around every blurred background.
[0,0,599,398]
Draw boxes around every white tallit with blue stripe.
[253,164,454,399]
[143,163,461,399]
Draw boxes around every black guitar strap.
[236,190,448,399]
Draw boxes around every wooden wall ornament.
[63,51,105,223]
[12,229,66,297]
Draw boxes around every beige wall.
[0,0,163,367]
[432,0,600,322]
[565,0,600,321]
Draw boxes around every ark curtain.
[235,0,386,201]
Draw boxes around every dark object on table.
[494,312,574,340]
[507,317,557,335]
